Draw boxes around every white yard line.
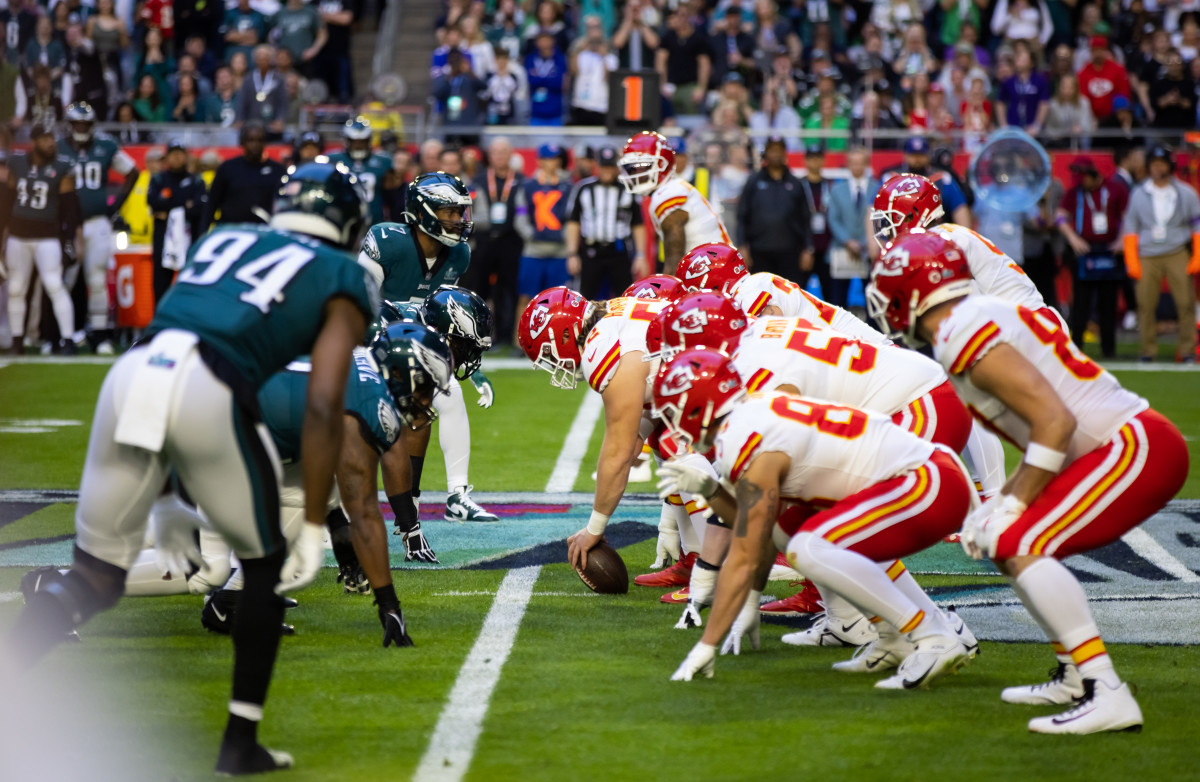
[0,592,23,603]
[413,566,541,782]
[544,392,604,493]
[1121,527,1200,583]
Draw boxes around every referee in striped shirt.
[566,146,647,298]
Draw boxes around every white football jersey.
[730,272,892,346]
[935,296,1148,461]
[580,297,671,395]
[649,174,731,252]
[930,223,1046,311]
[713,391,934,501]
[733,317,945,415]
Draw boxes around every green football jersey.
[258,348,401,462]
[7,151,74,228]
[360,222,471,303]
[149,224,378,388]
[328,151,393,224]
[58,134,136,219]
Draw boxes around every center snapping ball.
[575,540,629,594]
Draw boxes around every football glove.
[675,601,703,629]
[149,495,203,580]
[380,607,415,648]
[671,641,716,681]
[721,589,762,656]
[656,455,719,501]
[402,523,439,563]
[471,371,495,409]
[961,494,1026,560]
[652,514,681,568]
[276,522,325,594]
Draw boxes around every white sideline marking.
[413,566,541,782]
[1121,528,1200,583]
[0,592,22,603]
[434,590,598,598]
[544,392,604,493]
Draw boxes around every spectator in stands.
[804,94,850,151]
[715,72,753,124]
[1044,73,1095,147]
[749,89,801,151]
[798,70,851,123]
[997,43,1051,133]
[1048,43,1076,92]
[752,0,798,65]
[271,0,326,78]
[24,65,61,131]
[8,0,40,57]
[170,53,213,98]
[827,146,876,308]
[871,0,922,52]
[710,6,754,87]
[140,0,177,55]
[136,27,175,86]
[657,5,711,115]
[486,0,526,61]
[175,2,220,65]
[418,138,443,173]
[764,48,801,109]
[1133,28,1171,120]
[0,38,20,128]
[575,0,613,40]
[132,73,170,122]
[316,0,357,103]
[1079,36,1131,127]
[236,44,287,135]
[612,0,660,71]
[568,15,616,126]
[1121,145,1199,363]
[205,121,285,227]
[51,2,71,43]
[1149,49,1195,129]
[24,15,65,83]
[856,88,905,146]
[62,24,107,119]
[846,23,891,75]
[737,137,809,277]
[229,51,249,90]
[432,24,472,80]
[525,30,566,126]
[485,46,526,125]
[1057,156,1128,358]
[461,15,495,80]
[172,73,203,121]
[467,135,524,347]
[111,101,146,143]
[87,0,128,89]
[892,23,938,83]
[223,0,267,65]
[201,65,238,125]
[939,0,987,55]
[435,0,472,42]
[937,41,991,96]
[434,49,486,144]
[991,0,1053,47]
[960,76,994,154]
[523,0,570,57]
[1175,16,1200,62]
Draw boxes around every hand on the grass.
[721,591,761,655]
[277,522,326,594]
[567,528,603,569]
[652,523,681,568]
[471,371,495,409]
[151,507,202,579]
[675,600,703,629]
[671,641,716,681]
[403,523,439,563]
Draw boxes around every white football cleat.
[944,608,980,659]
[1002,662,1086,705]
[782,613,878,648]
[875,634,968,690]
[445,485,499,522]
[832,628,914,673]
[1027,679,1143,734]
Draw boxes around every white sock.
[962,423,1006,499]
[676,452,717,548]
[1014,558,1119,687]
[888,561,949,632]
[671,496,700,555]
[434,377,471,493]
[688,559,719,607]
[817,587,864,625]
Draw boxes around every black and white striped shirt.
[567,177,643,245]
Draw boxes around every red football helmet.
[618,131,676,195]
[865,230,973,345]
[659,291,749,359]
[677,243,749,295]
[871,173,944,248]
[652,348,746,448]
[517,286,594,389]
[623,274,686,302]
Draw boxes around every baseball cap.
[810,48,830,61]
[805,141,825,157]
[537,143,561,159]
[904,136,931,155]
[1090,35,1108,50]
[1148,144,1174,164]
[723,71,744,84]
[1069,156,1098,175]
[166,138,187,154]
[673,137,688,155]
[764,136,788,151]
[29,124,53,138]
[596,146,618,166]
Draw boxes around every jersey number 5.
[784,327,877,373]
[179,231,314,313]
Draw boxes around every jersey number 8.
[769,394,868,440]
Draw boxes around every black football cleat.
[215,743,295,776]
[202,590,295,635]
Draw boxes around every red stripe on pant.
[993,408,1189,560]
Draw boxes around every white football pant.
[433,376,471,492]
[5,236,73,341]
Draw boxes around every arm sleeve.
[60,189,82,238]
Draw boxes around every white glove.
[276,522,326,594]
[671,641,717,681]
[961,494,1026,561]
[721,589,762,655]
[656,457,719,501]
[150,497,203,580]
[652,515,681,568]
[471,372,495,409]
[675,601,703,629]
[675,559,719,628]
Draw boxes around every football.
[575,540,629,594]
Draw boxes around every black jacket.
[147,168,208,266]
[737,167,811,254]
[205,154,286,227]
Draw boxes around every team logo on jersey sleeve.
[362,230,381,261]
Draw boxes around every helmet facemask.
[618,154,667,195]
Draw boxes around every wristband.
[586,510,611,536]
[1023,443,1067,473]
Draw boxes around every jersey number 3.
[15,178,49,210]
[178,231,314,313]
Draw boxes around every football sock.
[688,558,720,607]
[410,456,425,499]
[671,495,700,554]
[1014,558,1120,687]
[230,548,287,709]
[817,588,864,627]
[962,424,1006,499]
[787,533,932,638]
[435,378,471,493]
[390,490,419,533]
[374,583,399,614]
[1007,574,1071,664]
[887,561,949,631]
[325,508,358,571]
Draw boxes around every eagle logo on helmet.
[411,339,452,391]
[659,364,696,396]
[528,304,551,340]
[682,255,712,280]
[447,297,481,341]
[671,309,709,334]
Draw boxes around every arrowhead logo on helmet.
[528,305,551,340]
[659,363,697,396]
[682,255,712,280]
[671,309,709,335]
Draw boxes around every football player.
[623,273,687,302]
[328,116,398,224]
[0,124,81,355]
[517,287,719,576]
[2,161,377,775]
[358,174,498,522]
[867,231,1188,734]
[59,101,139,353]
[657,349,976,689]
[618,131,732,275]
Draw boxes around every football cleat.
[944,608,979,659]
[634,551,697,588]
[661,586,690,604]
[1027,679,1143,734]
[20,566,62,603]
[875,634,968,690]
[759,581,823,615]
[338,565,371,595]
[381,608,414,648]
[768,552,803,582]
[215,743,295,776]
[202,590,296,636]
[445,486,499,522]
[95,339,115,356]
[1002,662,1086,705]
[831,628,914,673]
[782,613,878,647]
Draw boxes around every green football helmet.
[370,321,454,430]
[404,172,474,247]
[65,101,96,145]
[422,285,493,379]
[272,159,368,250]
[342,117,373,161]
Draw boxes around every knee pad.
[34,548,127,624]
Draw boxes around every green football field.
[0,359,1198,781]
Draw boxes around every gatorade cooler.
[114,247,156,328]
